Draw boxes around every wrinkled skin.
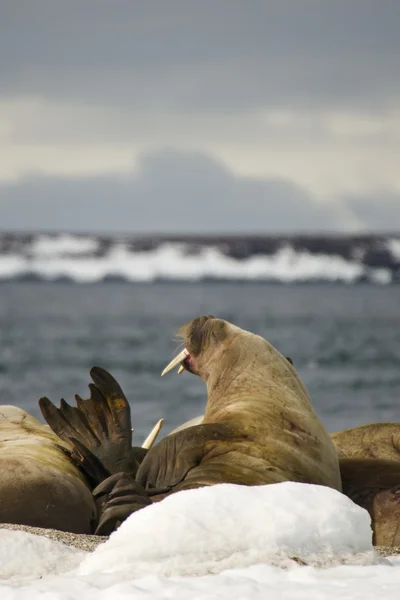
[93,315,342,533]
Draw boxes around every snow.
[0,529,84,580]
[1,482,400,600]
[79,482,374,577]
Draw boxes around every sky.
[0,0,399,234]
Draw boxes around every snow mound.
[80,482,375,578]
[0,530,84,581]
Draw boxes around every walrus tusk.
[142,418,164,449]
[161,348,189,376]
[177,365,185,375]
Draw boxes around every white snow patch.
[0,530,84,581]
[80,482,375,578]
[0,483,399,599]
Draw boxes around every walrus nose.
[161,348,189,376]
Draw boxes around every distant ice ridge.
[2,482,397,600]
[0,234,395,283]
[30,233,100,257]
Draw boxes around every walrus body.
[0,406,96,533]
[83,315,342,532]
[332,423,400,461]
[330,423,400,546]
[137,317,341,496]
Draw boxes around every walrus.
[330,423,400,546]
[0,405,96,533]
[167,417,400,547]
[0,368,162,534]
[57,315,340,534]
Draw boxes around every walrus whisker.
[141,418,164,449]
[161,348,189,376]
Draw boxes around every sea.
[0,232,399,440]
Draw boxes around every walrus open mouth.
[161,348,193,376]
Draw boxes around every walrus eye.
[161,348,190,376]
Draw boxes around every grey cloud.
[0,149,344,233]
[1,1,399,111]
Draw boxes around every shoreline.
[0,523,107,552]
[1,523,400,559]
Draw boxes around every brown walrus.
[331,424,400,546]
[0,368,159,534]
[0,405,96,533]
[57,315,340,534]
[332,423,400,462]
[169,407,400,547]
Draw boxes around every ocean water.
[0,281,399,440]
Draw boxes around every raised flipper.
[39,366,140,484]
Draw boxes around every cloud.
[1,1,399,111]
[0,2,398,232]
[0,149,345,233]
[1,98,400,199]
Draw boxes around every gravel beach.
[1,523,400,559]
[0,523,107,552]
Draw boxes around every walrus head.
[161,315,342,493]
[160,314,293,399]
[161,315,310,423]
[161,315,246,382]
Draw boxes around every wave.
[0,233,399,284]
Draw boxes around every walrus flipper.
[90,424,242,535]
[39,366,140,482]
[136,423,245,493]
[93,473,152,535]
